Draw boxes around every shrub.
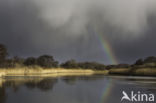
[135,59,144,65]
[0,44,8,67]
[78,62,106,70]
[24,57,37,66]
[144,56,156,64]
[0,44,8,62]
[114,64,130,68]
[37,55,58,68]
[13,56,25,65]
[61,59,79,69]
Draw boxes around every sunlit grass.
[0,67,108,77]
[1,66,156,77]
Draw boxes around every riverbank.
[109,68,156,76]
[1,67,156,77]
[0,67,109,77]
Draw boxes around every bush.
[105,65,116,70]
[13,56,25,65]
[0,44,8,67]
[78,62,106,70]
[144,56,156,64]
[61,59,79,69]
[135,59,144,65]
[24,57,37,66]
[37,55,58,68]
[115,64,130,68]
[61,60,106,70]
[0,44,8,63]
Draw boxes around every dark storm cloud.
[0,0,156,64]
[114,15,156,64]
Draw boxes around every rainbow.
[88,26,118,64]
[88,26,117,102]
[100,79,114,103]
[96,31,118,64]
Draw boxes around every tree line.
[1,44,156,70]
[0,44,106,70]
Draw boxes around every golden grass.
[109,68,131,75]
[0,67,108,77]
[1,67,156,77]
[93,70,109,75]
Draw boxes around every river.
[0,75,156,103]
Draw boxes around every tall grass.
[0,67,108,77]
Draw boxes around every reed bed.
[0,67,108,77]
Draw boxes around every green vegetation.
[1,43,156,76]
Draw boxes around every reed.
[0,67,108,77]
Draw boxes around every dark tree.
[135,59,144,65]
[144,56,156,63]
[0,44,8,63]
[37,55,58,68]
[24,57,37,66]
[115,64,130,68]
[13,56,25,65]
[61,59,79,69]
[105,65,116,70]
[79,62,106,70]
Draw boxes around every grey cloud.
[0,0,156,64]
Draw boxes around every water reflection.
[0,87,6,103]
[0,77,58,103]
[2,77,58,91]
[61,75,105,85]
[0,75,156,103]
[25,78,58,91]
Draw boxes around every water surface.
[0,75,156,103]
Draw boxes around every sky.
[0,0,156,64]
